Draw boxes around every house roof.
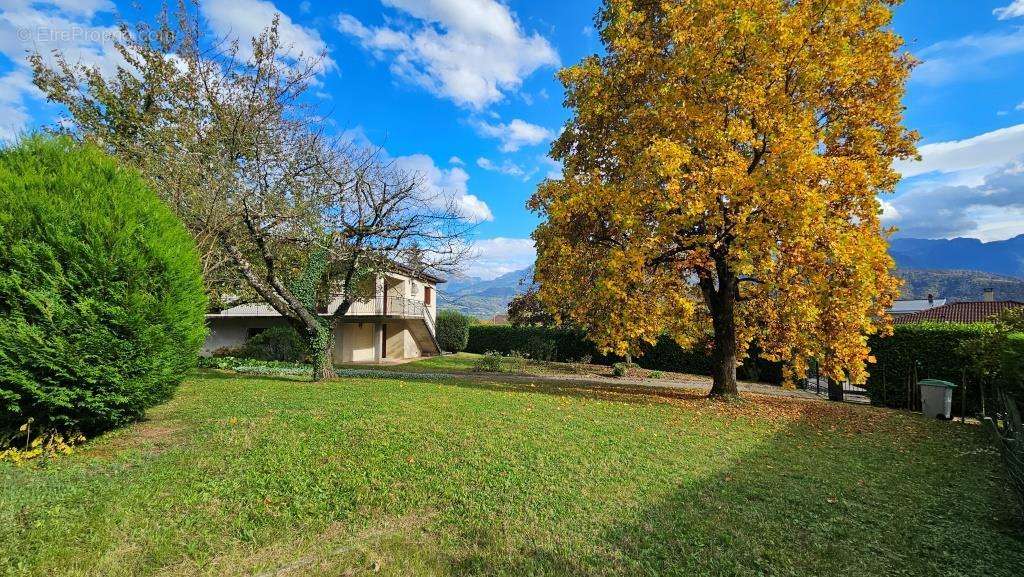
[390,263,446,284]
[893,301,1024,324]
[888,299,946,314]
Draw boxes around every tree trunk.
[708,303,739,397]
[704,256,739,398]
[311,299,351,382]
[310,323,335,382]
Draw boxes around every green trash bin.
[918,379,956,419]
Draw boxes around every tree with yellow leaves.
[530,0,917,396]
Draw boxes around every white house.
[202,266,443,363]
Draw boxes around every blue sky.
[2,0,1024,278]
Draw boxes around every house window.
[424,286,432,306]
[246,327,267,340]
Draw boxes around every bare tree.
[31,2,470,380]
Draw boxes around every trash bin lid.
[918,379,957,388]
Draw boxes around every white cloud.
[879,199,900,224]
[464,237,535,279]
[0,69,36,142]
[913,27,1024,85]
[0,0,128,137]
[391,153,493,223]
[1017,101,1024,111]
[994,1,1024,20]
[202,0,334,73]
[887,161,1024,239]
[473,118,554,152]
[894,124,1024,178]
[476,156,534,181]
[448,155,464,165]
[337,0,559,109]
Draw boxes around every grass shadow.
[445,406,1024,576]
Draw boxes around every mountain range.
[889,235,1024,278]
[438,266,534,319]
[439,236,1024,318]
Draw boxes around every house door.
[383,283,388,315]
[381,324,387,357]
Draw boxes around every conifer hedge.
[0,137,207,435]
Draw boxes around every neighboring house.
[203,266,443,363]
[888,293,946,319]
[894,289,1023,324]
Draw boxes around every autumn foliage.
[530,0,917,395]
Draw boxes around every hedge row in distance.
[465,325,782,383]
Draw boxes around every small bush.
[436,310,471,353]
[472,351,527,374]
[0,137,207,436]
[239,325,309,362]
[613,362,640,378]
[649,370,663,379]
[472,351,504,373]
[505,351,528,373]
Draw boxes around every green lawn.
[2,372,1022,576]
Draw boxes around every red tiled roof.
[893,301,1024,324]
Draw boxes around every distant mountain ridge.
[439,266,533,318]
[895,269,1024,303]
[889,235,1024,278]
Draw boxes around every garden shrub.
[612,362,632,378]
[471,351,526,374]
[0,136,207,436]
[436,309,471,353]
[472,352,504,373]
[238,325,309,362]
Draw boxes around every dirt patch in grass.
[82,420,185,459]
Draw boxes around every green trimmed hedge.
[0,137,207,436]
[865,323,1024,416]
[466,326,783,384]
[466,325,607,363]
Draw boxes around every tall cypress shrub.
[0,137,207,435]
[436,310,471,353]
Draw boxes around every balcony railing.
[347,295,427,319]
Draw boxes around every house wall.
[384,322,404,359]
[340,322,377,363]
[404,322,423,358]
[203,271,439,361]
